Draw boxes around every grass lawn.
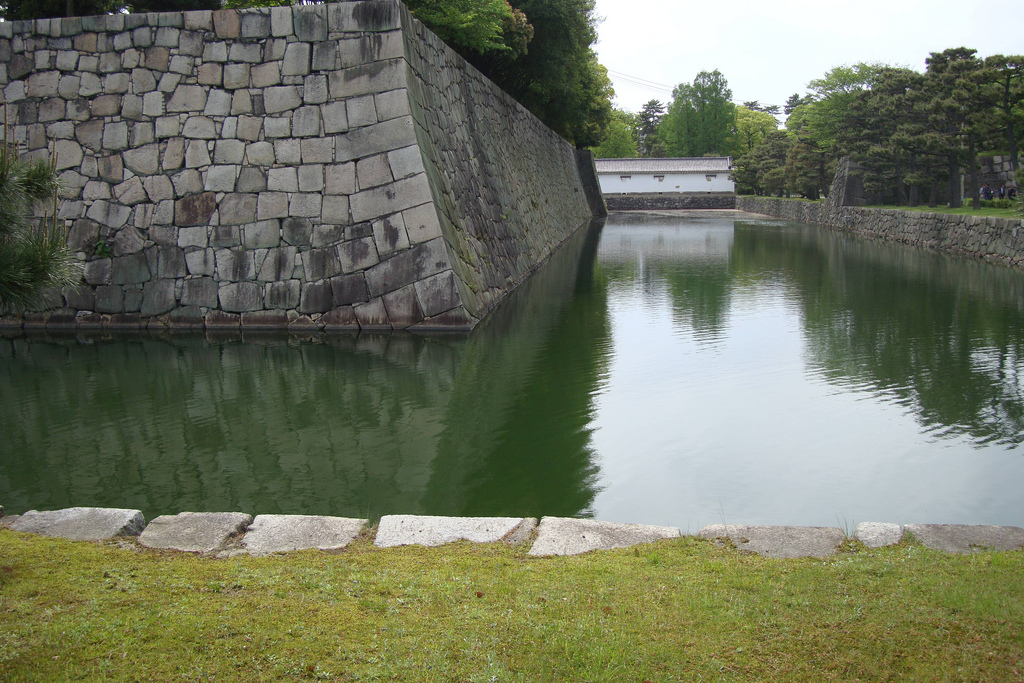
[870,204,1021,219]
[1,529,1023,681]
[746,196,1021,220]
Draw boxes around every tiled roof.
[595,157,733,174]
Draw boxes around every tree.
[590,109,638,158]
[1,0,125,20]
[731,130,793,196]
[980,55,1024,171]
[0,144,77,313]
[635,100,665,157]
[660,70,736,157]
[402,0,532,56]
[924,48,986,208]
[466,0,613,147]
[784,93,813,117]
[742,101,781,117]
[731,106,778,158]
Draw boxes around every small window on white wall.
[706,174,717,181]
[620,175,631,181]
[654,175,665,182]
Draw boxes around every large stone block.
[185,249,215,277]
[263,85,301,114]
[257,246,296,281]
[180,278,218,309]
[355,153,392,190]
[174,192,217,226]
[903,524,1024,554]
[239,11,270,39]
[86,200,132,229]
[300,248,342,281]
[325,162,355,195]
[292,106,321,137]
[330,272,367,306]
[110,252,151,284]
[167,84,208,112]
[298,279,333,314]
[157,246,187,278]
[219,281,263,312]
[282,217,312,246]
[9,507,145,541]
[382,283,423,328]
[242,514,367,554]
[698,525,847,559]
[217,193,257,226]
[350,173,432,223]
[122,143,160,175]
[374,515,529,549]
[371,212,408,257]
[141,279,175,316]
[335,115,416,164]
[139,511,252,553]
[338,236,379,273]
[265,279,299,309]
[113,176,147,206]
[216,248,256,281]
[364,237,449,297]
[293,5,327,41]
[281,41,310,76]
[353,297,389,328]
[245,141,275,166]
[529,518,680,557]
[321,101,348,134]
[414,269,459,318]
[243,220,280,249]
[94,284,124,313]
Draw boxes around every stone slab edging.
[4,507,1024,558]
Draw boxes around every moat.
[3,211,1023,529]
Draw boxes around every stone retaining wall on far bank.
[738,193,1024,268]
[0,1,602,332]
[604,192,735,211]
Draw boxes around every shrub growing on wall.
[0,141,77,313]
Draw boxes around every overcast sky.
[593,0,1024,117]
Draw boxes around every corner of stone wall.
[2,0,598,332]
[397,5,597,324]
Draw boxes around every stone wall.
[737,165,1024,268]
[0,1,600,331]
[603,193,735,211]
[978,155,1018,189]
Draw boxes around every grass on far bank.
[1,529,1023,682]
[871,203,1021,219]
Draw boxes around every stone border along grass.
[3,506,1024,558]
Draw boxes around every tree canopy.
[589,109,638,158]
[660,70,735,157]
[734,49,1024,204]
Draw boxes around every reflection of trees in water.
[731,221,1024,448]
[0,223,611,519]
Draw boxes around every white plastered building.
[596,157,735,194]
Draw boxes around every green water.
[2,212,1023,529]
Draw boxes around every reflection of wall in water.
[597,215,735,339]
[0,221,610,519]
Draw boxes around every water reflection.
[3,212,1024,527]
[589,212,1024,528]
[0,221,610,521]
[731,221,1024,448]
